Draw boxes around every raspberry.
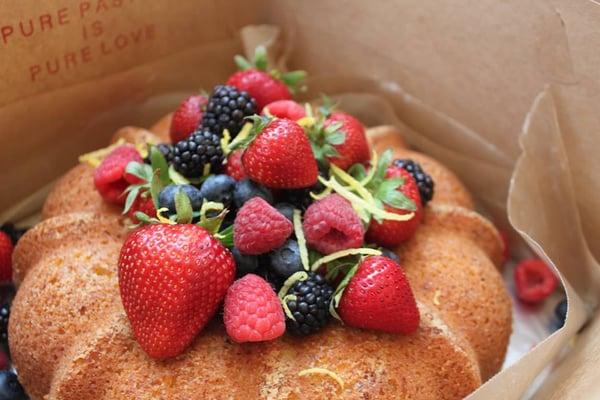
[127,193,156,223]
[0,233,13,283]
[93,145,143,205]
[223,274,285,343]
[234,197,293,255]
[224,149,247,181]
[302,194,365,254]
[514,259,558,304]
[262,100,306,120]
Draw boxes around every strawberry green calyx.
[234,45,307,94]
[303,101,346,167]
[226,116,270,153]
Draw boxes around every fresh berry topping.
[227,70,290,112]
[223,274,285,343]
[274,203,295,222]
[279,188,314,211]
[199,174,236,208]
[169,95,208,143]
[127,193,156,223]
[233,179,274,208]
[338,256,419,334]
[0,370,28,400]
[323,112,370,170]
[146,143,173,164]
[93,145,143,205]
[224,149,247,181]
[283,272,333,336]
[171,130,224,178]
[232,247,259,277]
[366,167,423,247]
[268,239,303,279]
[379,248,401,264]
[242,118,318,188]
[234,198,293,255]
[0,234,13,283]
[303,194,365,254]
[158,184,203,214]
[514,259,558,304]
[262,100,306,120]
[392,159,434,206]
[0,304,9,346]
[118,224,235,359]
[200,85,256,137]
[0,224,27,246]
[555,298,567,327]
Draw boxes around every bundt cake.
[9,114,511,399]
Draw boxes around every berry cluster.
[88,45,441,360]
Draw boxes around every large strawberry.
[226,46,305,111]
[118,224,235,359]
[240,117,318,188]
[365,162,423,247]
[169,95,208,143]
[337,255,419,334]
[323,112,370,170]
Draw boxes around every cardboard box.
[1,1,599,398]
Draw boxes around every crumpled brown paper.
[1,2,599,397]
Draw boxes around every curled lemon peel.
[298,368,345,390]
[278,271,309,300]
[220,129,232,156]
[310,186,332,201]
[293,209,310,271]
[202,163,211,177]
[321,177,415,223]
[360,150,378,186]
[311,248,382,272]
[78,139,126,167]
[156,208,176,225]
[281,294,297,320]
[330,164,375,204]
[297,116,317,128]
[225,122,253,152]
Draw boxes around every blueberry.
[0,370,27,400]
[158,184,203,214]
[232,247,259,277]
[555,298,568,328]
[380,248,401,264]
[199,175,236,208]
[233,179,273,208]
[269,240,303,279]
[274,203,295,222]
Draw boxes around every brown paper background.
[2,1,600,398]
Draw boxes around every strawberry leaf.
[348,164,367,181]
[174,190,193,224]
[214,224,234,248]
[125,161,153,183]
[253,46,268,71]
[168,164,190,185]
[149,172,164,210]
[234,55,253,71]
[149,146,170,185]
[123,185,141,215]
[326,131,346,146]
[376,179,417,211]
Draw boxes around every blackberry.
[171,130,224,177]
[393,159,434,205]
[156,143,173,162]
[0,304,9,346]
[201,85,257,137]
[284,272,333,336]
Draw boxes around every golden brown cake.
[9,121,511,399]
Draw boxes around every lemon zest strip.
[78,139,126,167]
[330,163,375,204]
[156,208,176,225]
[293,209,310,271]
[311,248,381,272]
[281,295,297,321]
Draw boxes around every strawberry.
[118,224,235,359]
[93,145,143,205]
[366,166,423,247]
[262,100,306,120]
[337,256,419,334]
[127,192,156,223]
[224,149,247,181]
[0,232,13,283]
[227,46,305,111]
[323,112,370,170]
[169,95,208,143]
[241,117,318,189]
[223,274,285,343]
